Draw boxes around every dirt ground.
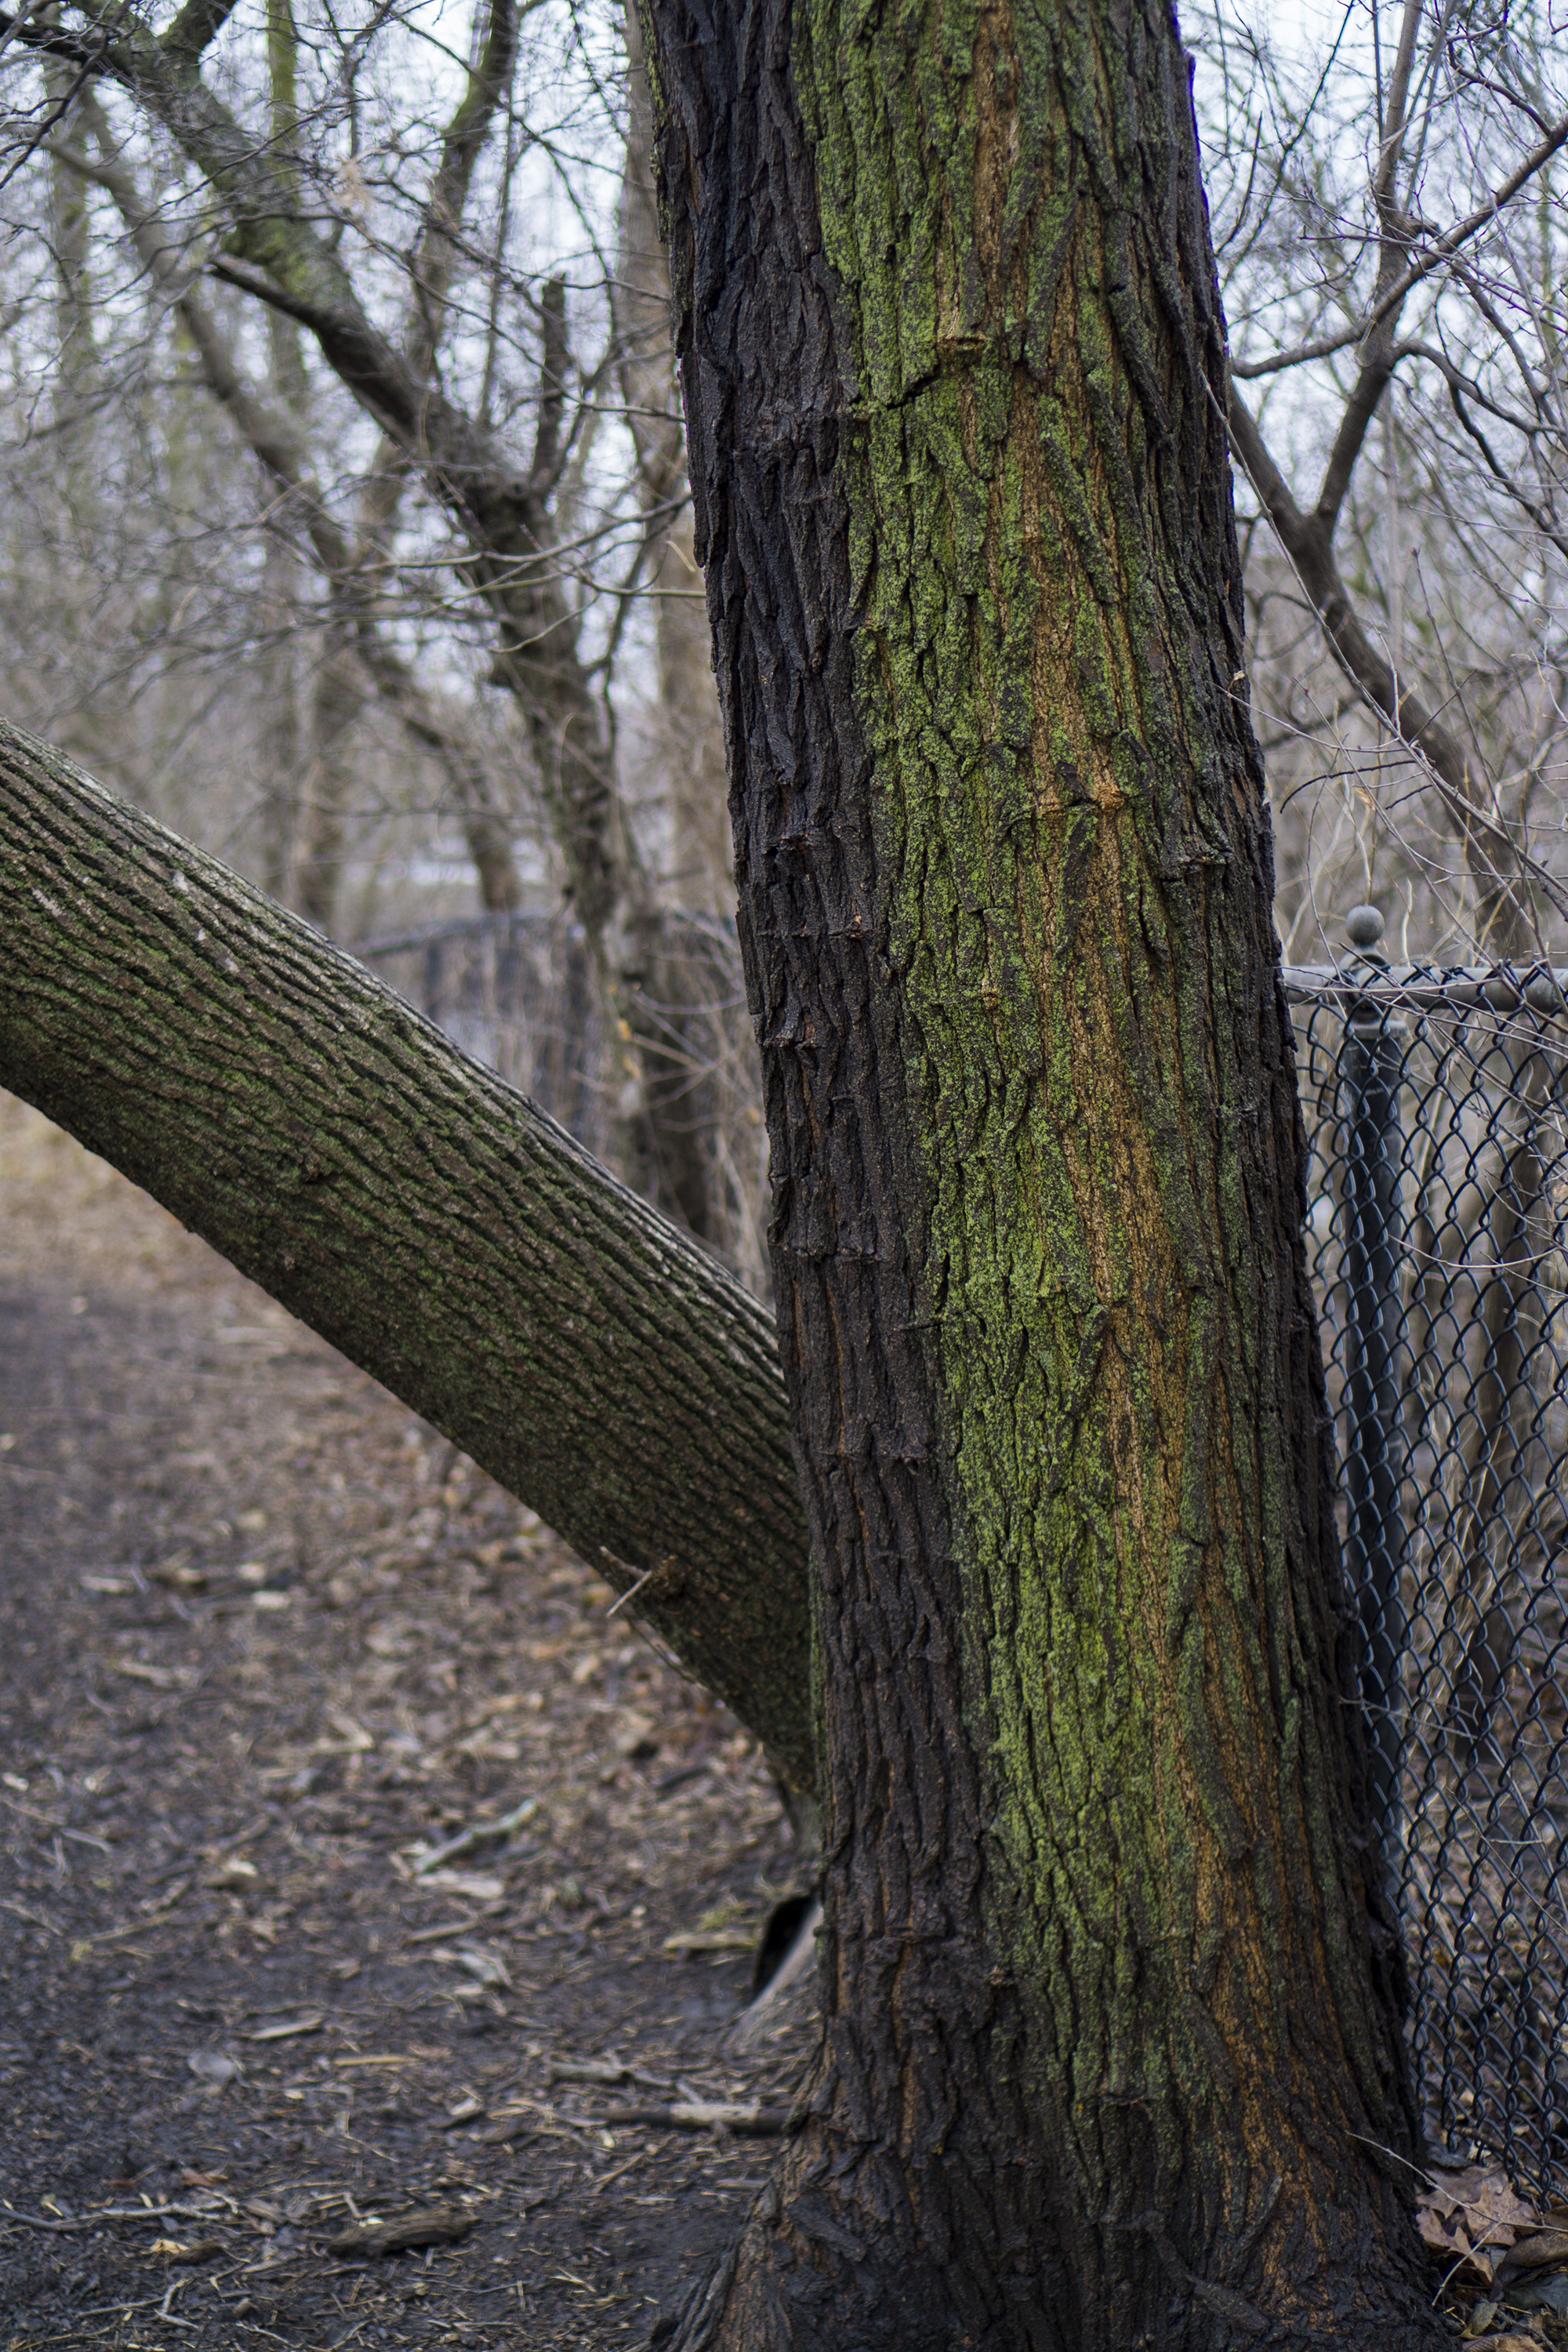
[0,1094,816,2350]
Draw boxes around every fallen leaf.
[151,2238,224,2264]
[325,1710,375,1751]
[1507,2274,1568,2319]
[1418,2162,1538,2284]
[477,2111,531,2144]
[444,2094,485,2127]
[205,1858,259,1890]
[454,1941,511,1990]
[187,2051,240,2086]
[245,2013,323,2042]
[1503,2232,1568,2274]
[109,1659,180,1689]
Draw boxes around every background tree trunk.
[646,0,1443,2341]
[618,0,732,931]
[613,15,772,1294]
[0,718,814,1795]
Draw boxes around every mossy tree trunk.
[644,0,1443,2342]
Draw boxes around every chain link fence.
[351,911,606,1145]
[1291,912,1568,2197]
[352,907,771,1295]
[358,905,1568,2195]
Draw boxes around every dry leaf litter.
[0,1095,816,2350]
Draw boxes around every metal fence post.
[1340,905,1407,1838]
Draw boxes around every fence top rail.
[1279,961,1568,1014]
[351,912,571,960]
[351,913,1568,1024]
[351,906,746,964]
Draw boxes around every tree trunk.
[256,526,302,905]
[644,0,1442,2340]
[617,7,771,1299]
[0,717,813,1797]
[619,1,733,931]
[294,615,361,933]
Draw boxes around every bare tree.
[1190,0,1568,960]
[0,0,771,1279]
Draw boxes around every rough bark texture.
[0,720,813,1795]
[644,0,1443,2342]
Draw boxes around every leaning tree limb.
[0,720,815,1795]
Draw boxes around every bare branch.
[1227,379,1552,955]
[158,0,241,61]
[1229,105,1568,382]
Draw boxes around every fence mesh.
[353,907,771,1295]
[358,909,1568,2195]
[1292,941,1568,2196]
[353,912,608,1147]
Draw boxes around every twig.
[411,1796,536,1876]
[0,1896,62,1935]
[1231,105,1568,380]
[0,2198,238,2234]
[599,2101,793,2136]
[548,2056,636,2087]
[0,1790,113,1851]
[604,1563,659,1618]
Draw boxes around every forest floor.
[0,1094,816,2352]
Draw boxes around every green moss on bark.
[794,0,1419,2288]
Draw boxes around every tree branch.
[159,0,241,61]
[401,0,523,380]
[1229,105,1568,383]
[56,108,522,912]
[1227,380,1553,953]
[0,718,814,1792]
